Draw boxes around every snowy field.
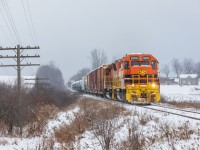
[161,85,200,102]
[0,87,200,149]
[0,76,36,88]
[77,104,200,150]
[0,107,79,150]
[0,96,200,149]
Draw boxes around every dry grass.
[160,94,200,109]
[159,122,194,146]
[0,139,8,146]
[166,101,200,109]
[0,122,8,136]
[27,105,60,137]
[52,95,199,150]
[35,138,55,150]
[55,112,89,144]
[54,97,126,149]
[0,82,80,137]
[117,120,144,150]
[139,114,151,126]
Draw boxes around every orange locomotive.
[82,53,160,104]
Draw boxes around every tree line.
[162,58,200,78]
[70,50,200,83]
[69,49,107,82]
[0,61,73,136]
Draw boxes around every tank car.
[71,80,83,92]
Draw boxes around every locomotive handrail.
[105,74,160,88]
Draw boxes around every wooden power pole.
[0,45,40,101]
[25,77,50,93]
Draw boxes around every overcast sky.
[0,0,200,81]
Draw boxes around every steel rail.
[151,103,200,115]
[72,90,200,121]
[138,105,200,121]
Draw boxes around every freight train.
[72,53,160,104]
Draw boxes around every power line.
[21,0,35,45]
[21,0,39,75]
[0,23,15,46]
[1,0,22,44]
[3,0,22,44]
[21,0,37,77]
[0,5,17,44]
[0,1,40,77]
[27,0,38,45]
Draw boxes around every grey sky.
[0,0,200,81]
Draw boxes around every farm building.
[179,74,199,85]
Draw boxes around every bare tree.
[69,67,90,82]
[112,56,117,63]
[194,62,200,77]
[161,64,170,79]
[182,58,194,74]
[89,49,107,70]
[171,58,182,78]
[36,62,65,91]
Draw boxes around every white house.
[179,74,198,85]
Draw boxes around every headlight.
[132,84,135,87]
[152,83,156,88]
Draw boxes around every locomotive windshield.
[131,61,140,66]
[141,61,149,66]
[131,61,150,66]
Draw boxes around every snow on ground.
[0,137,41,150]
[75,100,200,150]
[0,107,80,150]
[0,76,36,88]
[1,91,200,149]
[46,107,79,135]
[161,85,200,102]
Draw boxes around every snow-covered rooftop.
[174,78,179,83]
[179,74,198,79]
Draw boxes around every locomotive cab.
[122,54,160,103]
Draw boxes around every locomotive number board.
[143,56,150,60]
[130,56,150,60]
[130,56,139,60]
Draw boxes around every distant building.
[160,77,177,85]
[179,74,198,85]
[0,76,36,88]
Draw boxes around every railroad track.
[74,91,200,121]
[138,104,200,121]
[151,103,200,115]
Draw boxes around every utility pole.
[0,45,40,101]
[17,45,21,97]
[25,77,50,93]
